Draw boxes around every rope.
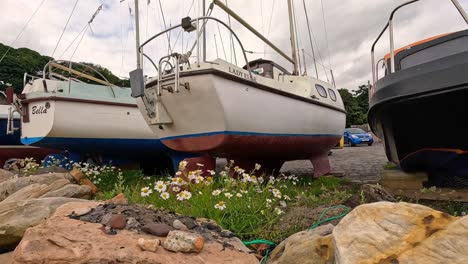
[0,0,47,64]
[59,4,102,61]
[309,205,351,230]
[51,0,80,59]
[158,0,172,53]
[302,0,318,79]
[243,205,351,263]
[320,0,332,71]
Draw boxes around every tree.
[338,85,369,127]
[0,43,129,93]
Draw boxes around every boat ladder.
[6,107,19,135]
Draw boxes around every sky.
[0,0,467,91]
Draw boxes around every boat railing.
[371,0,468,85]
[132,0,309,99]
[134,16,252,98]
[41,60,117,97]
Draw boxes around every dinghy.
[368,0,468,186]
[130,0,345,176]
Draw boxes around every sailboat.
[7,60,199,172]
[0,91,56,167]
[130,0,345,176]
[368,0,468,186]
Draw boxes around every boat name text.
[228,67,256,81]
[32,103,50,115]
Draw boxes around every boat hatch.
[242,59,291,79]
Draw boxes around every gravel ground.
[281,142,388,183]
[216,142,388,183]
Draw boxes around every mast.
[134,0,141,70]
[287,0,299,75]
[202,0,207,61]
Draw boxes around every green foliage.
[383,162,398,170]
[0,43,129,93]
[0,43,51,92]
[338,84,369,127]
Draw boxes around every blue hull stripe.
[161,130,342,141]
[21,136,169,154]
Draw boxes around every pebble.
[126,217,141,230]
[70,207,93,217]
[107,193,128,205]
[162,230,205,253]
[109,214,127,229]
[101,213,113,226]
[137,238,160,252]
[205,223,222,232]
[173,219,188,230]
[179,217,198,229]
[142,223,174,237]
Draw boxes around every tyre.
[368,142,373,146]
[350,143,356,147]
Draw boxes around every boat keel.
[310,153,332,177]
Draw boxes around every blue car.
[344,128,374,146]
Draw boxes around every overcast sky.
[0,0,467,91]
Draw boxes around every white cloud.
[0,0,467,89]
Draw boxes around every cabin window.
[315,84,327,98]
[328,88,337,101]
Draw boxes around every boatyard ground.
[216,142,388,184]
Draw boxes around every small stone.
[126,217,141,230]
[142,223,174,237]
[162,230,205,253]
[109,214,127,229]
[137,237,160,252]
[205,223,222,232]
[70,207,93,217]
[107,193,128,205]
[101,213,113,226]
[179,217,198,229]
[173,219,187,230]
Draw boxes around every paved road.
[281,142,388,183]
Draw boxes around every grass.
[383,162,398,170]
[74,161,353,242]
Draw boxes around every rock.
[2,179,72,203]
[12,201,259,263]
[173,219,188,230]
[126,217,141,230]
[32,166,69,175]
[224,237,253,253]
[69,168,98,194]
[162,230,205,253]
[101,213,113,226]
[1,183,48,203]
[0,197,87,251]
[107,193,128,205]
[70,206,93,217]
[0,173,72,202]
[0,169,14,184]
[39,184,92,199]
[344,184,396,208]
[0,251,13,263]
[267,224,334,264]
[109,214,127,229]
[137,237,160,252]
[142,223,174,237]
[180,216,198,229]
[333,201,465,264]
[205,222,222,232]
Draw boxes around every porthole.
[328,88,337,101]
[315,84,327,98]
